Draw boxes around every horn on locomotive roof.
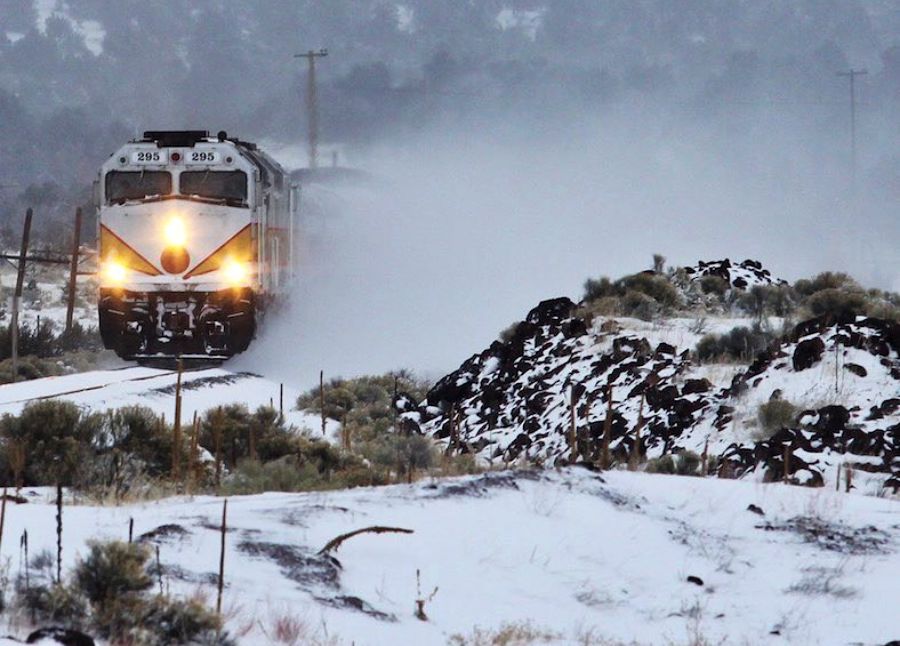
[141,131,210,147]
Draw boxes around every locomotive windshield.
[180,170,247,206]
[106,171,172,204]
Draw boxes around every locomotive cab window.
[180,170,248,206]
[106,171,172,204]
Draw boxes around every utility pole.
[295,49,328,169]
[837,68,867,189]
[10,209,32,384]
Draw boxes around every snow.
[0,366,328,434]
[0,469,896,645]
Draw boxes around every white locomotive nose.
[97,130,297,360]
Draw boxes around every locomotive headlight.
[164,217,187,246]
[222,259,248,285]
[102,259,127,284]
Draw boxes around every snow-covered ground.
[0,468,897,645]
[0,366,326,433]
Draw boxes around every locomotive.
[96,130,298,360]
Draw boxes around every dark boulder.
[27,628,95,646]
[792,337,825,371]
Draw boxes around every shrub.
[676,451,702,476]
[645,454,676,474]
[74,540,153,606]
[621,290,659,321]
[617,272,680,310]
[16,583,88,629]
[17,539,231,645]
[365,434,437,478]
[805,288,869,320]
[583,276,615,302]
[297,372,428,444]
[757,399,798,437]
[699,274,729,297]
[0,400,102,486]
[737,284,797,319]
[582,272,681,319]
[794,272,858,297]
[135,595,225,645]
[695,324,776,362]
[200,404,298,470]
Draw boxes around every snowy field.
[0,366,326,434]
[0,469,897,645]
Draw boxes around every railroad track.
[0,365,220,407]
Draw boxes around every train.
[95,130,298,360]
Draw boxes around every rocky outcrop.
[719,316,900,490]
[681,258,788,290]
[404,294,899,493]
[403,298,720,465]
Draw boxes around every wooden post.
[701,438,709,477]
[0,487,7,557]
[65,207,82,333]
[11,208,32,384]
[568,386,578,463]
[213,411,223,492]
[128,517,134,543]
[319,370,326,436]
[629,393,645,471]
[188,412,199,493]
[216,499,228,616]
[844,464,852,493]
[21,529,29,612]
[835,462,841,492]
[393,375,399,434]
[55,483,62,584]
[155,544,163,596]
[173,359,183,481]
[600,384,613,469]
[783,443,791,483]
[279,383,284,420]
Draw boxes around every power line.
[836,68,868,189]
[295,49,328,169]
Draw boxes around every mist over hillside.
[1,1,898,368]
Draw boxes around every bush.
[200,404,298,470]
[16,583,88,629]
[135,595,225,645]
[0,400,102,486]
[297,372,428,444]
[365,434,437,478]
[645,454,676,474]
[0,320,101,363]
[581,272,681,320]
[805,288,869,320]
[757,399,798,437]
[74,541,153,606]
[17,539,230,645]
[699,274,729,297]
[583,276,615,302]
[676,451,702,476]
[617,272,681,310]
[794,272,858,297]
[737,284,797,319]
[695,324,776,362]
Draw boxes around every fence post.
[216,499,228,616]
[173,358,183,482]
[600,383,613,469]
[65,207,82,333]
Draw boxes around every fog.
[2,1,899,386]
[234,106,899,386]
